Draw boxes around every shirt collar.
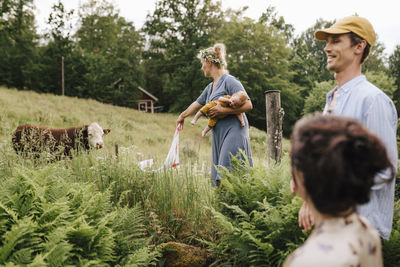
[327,75,366,97]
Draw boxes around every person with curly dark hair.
[284,114,394,267]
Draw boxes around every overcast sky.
[34,0,400,55]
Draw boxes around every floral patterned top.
[283,213,382,267]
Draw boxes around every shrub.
[382,200,400,267]
[204,155,307,266]
[0,163,160,265]
[382,165,400,267]
[303,80,335,115]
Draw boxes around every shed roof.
[138,86,158,102]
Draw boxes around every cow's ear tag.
[103,129,111,135]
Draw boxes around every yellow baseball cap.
[315,16,376,46]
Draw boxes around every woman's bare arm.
[176,101,203,130]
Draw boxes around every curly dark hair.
[290,114,394,215]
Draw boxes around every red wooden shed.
[137,86,159,113]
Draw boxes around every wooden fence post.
[265,90,284,165]
[114,143,119,160]
[61,56,65,96]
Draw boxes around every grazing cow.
[12,122,111,158]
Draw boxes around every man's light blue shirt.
[323,75,398,240]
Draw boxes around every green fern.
[0,160,161,266]
[205,154,306,266]
[0,202,19,236]
[0,217,41,264]
[119,246,161,267]
[42,231,74,267]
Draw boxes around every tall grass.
[66,150,218,244]
[0,87,271,258]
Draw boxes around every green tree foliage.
[0,0,39,89]
[142,0,223,112]
[35,0,75,94]
[73,0,144,107]
[76,0,120,54]
[0,0,144,108]
[364,70,396,98]
[259,6,295,42]
[291,19,334,91]
[362,40,387,73]
[389,45,400,114]
[286,19,335,133]
[215,7,302,135]
[303,80,335,114]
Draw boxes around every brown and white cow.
[12,122,110,158]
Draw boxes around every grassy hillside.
[0,86,281,168]
[0,86,283,265]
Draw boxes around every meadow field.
[0,86,398,266]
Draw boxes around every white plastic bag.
[162,125,181,169]
[139,159,154,170]
[138,125,181,172]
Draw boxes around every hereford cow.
[12,122,111,158]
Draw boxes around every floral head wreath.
[199,49,224,67]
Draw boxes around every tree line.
[1,0,399,136]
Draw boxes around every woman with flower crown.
[176,43,253,186]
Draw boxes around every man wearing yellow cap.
[297,16,398,240]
